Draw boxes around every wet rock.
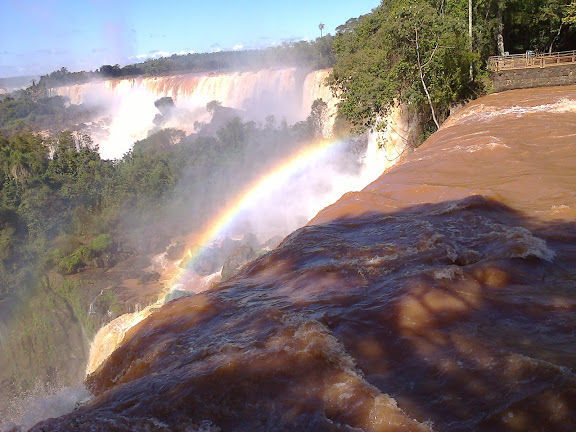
[221,244,257,280]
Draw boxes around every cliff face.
[0,255,166,426]
[31,86,576,431]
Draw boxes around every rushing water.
[50,68,337,159]
[29,86,576,431]
[3,71,417,429]
[84,129,411,378]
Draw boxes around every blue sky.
[0,0,379,78]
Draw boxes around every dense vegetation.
[0,103,326,299]
[0,90,98,136]
[0,93,330,413]
[38,38,335,88]
[567,1,576,24]
[329,0,576,134]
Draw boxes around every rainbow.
[168,138,343,289]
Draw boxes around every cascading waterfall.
[33,85,576,432]
[50,68,338,159]
[19,68,418,427]
[84,105,416,376]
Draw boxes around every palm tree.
[319,23,325,38]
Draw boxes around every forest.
[330,0,576,134]
[37,38,335,87]
[0,105,326,297]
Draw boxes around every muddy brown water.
[30,87,576,431]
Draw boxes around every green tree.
[309,98,328,138]
[564,1,576,25]
[330,0,476,134]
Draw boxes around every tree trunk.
[549,23,563,54]
[469,0,473,46]
[469,0,474,80]
[415,28,440,130]
[497,0,505,55]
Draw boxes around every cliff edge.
[30,86,576,432]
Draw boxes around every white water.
[83,103,418,377]
[51,68,337,159]
[2,386,90,431]
[13,72,419,430]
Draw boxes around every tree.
[497,0,574,54]
[497,0,506,55]
[564,1,576,25]
[330,0,476,135]
[319,23,325,38]
[98,64,122,77]
[469,0,474,79]
[309,98,328,138]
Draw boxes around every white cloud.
[232,44,244,51]
[130,49,195,61]
[151,50,171,57]
[209,43,222,53]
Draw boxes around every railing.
[488,50,576,71]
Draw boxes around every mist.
[49,68,335,159]
[0,63,411,429]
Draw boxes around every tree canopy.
[38,38,336,88]
[329,0,477,134]
[329,0,576,136]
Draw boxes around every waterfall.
[66,69,415,380]
[50,68,338,159]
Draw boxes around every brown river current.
[31,86,576,431]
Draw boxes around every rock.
[221,244,257,280]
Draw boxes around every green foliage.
[0,93,96,136]
[500,0,575,53]
[329,0,576,138]
[55,234,114,274]
[89,233,113,254]
[53,280,97,335]
[565,1,576,25]
[0,109,324,410]
[330,0,477,134]
[38,38,336,88]
[38,67,96,87]
[0,107,320,402]
[56,251,85,275]
[0,94,322,298]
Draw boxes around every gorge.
[2,1,576,429]
[28,85,576,431]
[1,64,418,429]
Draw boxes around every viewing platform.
[488,50,576,72]
[489,50,576,92]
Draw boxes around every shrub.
[89,234,113,254]
[56,252,83,274]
